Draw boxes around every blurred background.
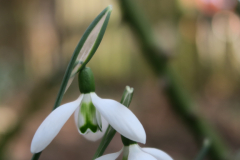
[1,0,240,159]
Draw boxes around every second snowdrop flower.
[31,67,146,153]
[96,137,173,160]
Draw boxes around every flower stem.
[121,136,136,146]
[31,152,42,160]
[92,86,134,159]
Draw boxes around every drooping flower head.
[31,67,146,153]
[96,136,173,160]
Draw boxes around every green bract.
[121,136,137,146]
[78,67,95,93]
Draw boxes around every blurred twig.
[117,0,229,160]
[235,2,240,16]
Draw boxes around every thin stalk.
[31,152,41,160]
[92,86,134,159]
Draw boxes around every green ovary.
[79,101,100,134]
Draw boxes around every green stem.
[31,152,42,160]
[117,1,229,160]
[121,136,137,146]
[92,86,134,159]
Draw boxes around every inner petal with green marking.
[77,94,102,134]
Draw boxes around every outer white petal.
[82,116,108,141]
[31,95,83,153]
[128,144,157,160]
[91,93,146,144]
[95,148,123,160]
[142,148,173,160]
[74,104,80,129]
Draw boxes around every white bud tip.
[108,5,113,11]
[126,86,134,93]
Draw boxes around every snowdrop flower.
[96,143,173,160]
[96,144,173,160]
[96,136,173,160]
[31,67,146,153]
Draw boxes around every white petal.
[142,148,173,160]
[82,116,108,141]
[91,93,146,144]
[31,95,83,153]
[96,110,102,129]
[74,103,80,129]
[128,144,157,160]
[95,148,123,160]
